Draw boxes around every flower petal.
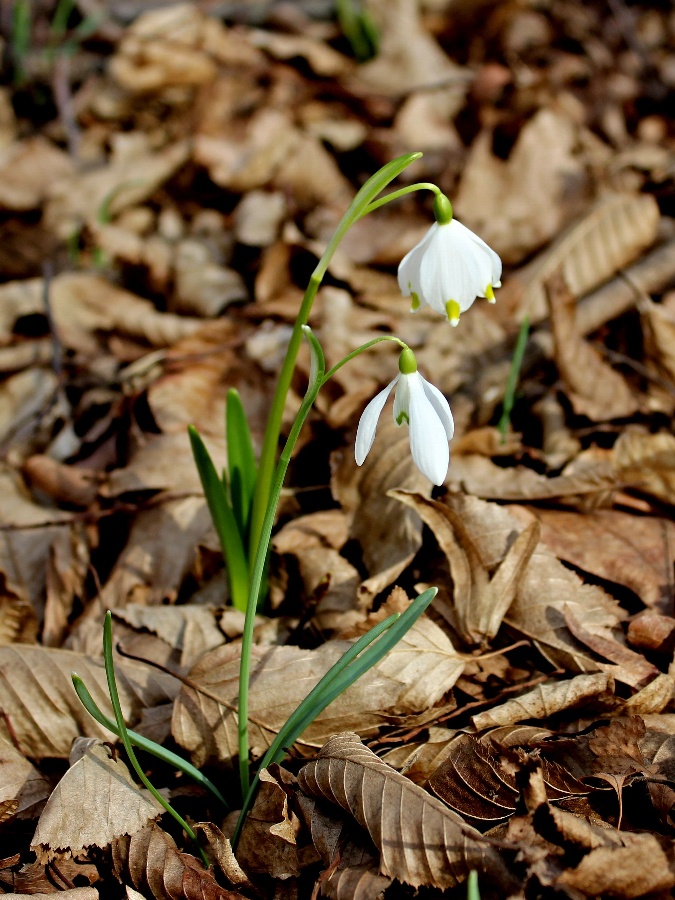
[355,376,398,466]
[421,378,454,440]
[406,374,450,485]
[397,223,438,307]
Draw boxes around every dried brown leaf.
[444,494,630,676]
[510,507,675,613]
[547,270,639,420]
[0,735,50,821]
[391,490,538,645]
[503,192,660,321]
[112,822,245,900]
[0,645,178,758]
[472,673,614,731]
[297,732,514,891]
[31,740,163,861]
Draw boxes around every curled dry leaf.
[547,270,639,420]
[297,732,515,891]
[471,673,614,731]
[172,607,464,768]
[111,822,246,900]
[391,490,538,645]
[443,494,631,677]
[0,645,178,759]
[31,741,163,861]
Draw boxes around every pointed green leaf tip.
[398,348,417,375]
[433,193,453,225]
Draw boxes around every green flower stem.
[71,673,229,809]
[101,612,209,867]
[247,152,423,575]
[361,181,441,217]
[238,336,327,797]
[323,335,407,382]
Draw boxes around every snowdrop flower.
[398,193,502,326]
[355,348,454,485]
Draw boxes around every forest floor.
[1,0,675,897]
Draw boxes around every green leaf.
[226,389,257,541]
[188,425,249,611]
[71,673,228,809]
[233,587,437,846]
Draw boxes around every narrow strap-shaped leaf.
[188,425,249,611]
[71,673,229,809]
[226,388,258,540]
[233,587,437,846]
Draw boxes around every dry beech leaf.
[112,822,245,900]
[0,645,178,759]
[0,735,51,821]
[547,270,639,420]
[503,192,660,322]
[297,732,515,891]
[443,494,631,677]
[471,673,614,731]
[172,608,464,767]
[31,740,163,861]
[391,490,538,645]
[509,507,675,614]
[428,733,587,824]
[640,294,675,386]
[298,792,392,900]
[0,137,74,211]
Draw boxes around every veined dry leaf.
[444,494,630,677]
[172,608,464,768]
[503,192,660,322]
[0,645,178,759]
[0,137,73,211]
[392,490,538,645]
[31,740,163,861]
[611,428,675,505]
[509,507,675,614]
[297,733,515,891]
[0,735,50,820]
[547,270,639,420]
[471,673,614,731]
[112,822,245,900]
[1,891,98,900]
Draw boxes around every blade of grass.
[102,611,209,866]
[189,425,249,611]
[498,315,530,441]
[71,673,228,809]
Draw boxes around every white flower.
[398,204,502,326]
[355,350,454,485]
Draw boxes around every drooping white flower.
[398,194,502,326]
[355,349,454,485]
